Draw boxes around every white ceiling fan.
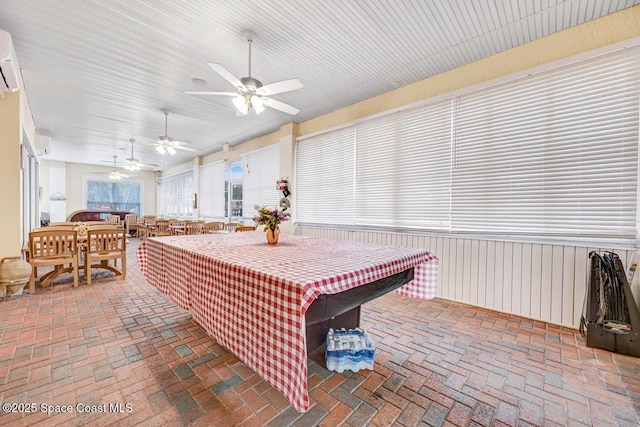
[123,138,159,171]
[184,30,304,116]
[95,155,132,180]
[138,110,198,155]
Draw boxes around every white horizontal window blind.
[296,126,355,225]
[295,45,640,241]
[355,99,452,229]
[452,47,640,237]
[199,161,225,218]
[157,170,193,218]
[242,145,280,217]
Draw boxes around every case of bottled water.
[325,328,376,373]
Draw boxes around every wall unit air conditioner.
[35,135,51,156]
[0,29,20,93]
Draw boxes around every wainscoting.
[296,225,634,329]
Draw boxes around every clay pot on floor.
[0,256,31,298]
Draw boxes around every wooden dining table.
[137,232,438,412]
[22,234,85,288]
[23,229,129,287]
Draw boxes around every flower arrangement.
[73,221,90,235]
[253,205,290,231]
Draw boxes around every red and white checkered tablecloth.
[136,232,438,412]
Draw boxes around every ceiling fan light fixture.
[185,31,302,116]
[233,94,249,115]
[251,95,265,114]
[124,162,140,171]
[155,143,176,156]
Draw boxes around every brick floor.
[0,239,639,426]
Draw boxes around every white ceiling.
[1,0,638,171]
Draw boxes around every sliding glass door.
[21,133,39,244]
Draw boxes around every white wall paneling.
[296,225,633,329]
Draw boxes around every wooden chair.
[32,225,75,232]
[124,214,139,237]
[28,229,79,293]
[235,226,256,232]
[139,217,159,239]
[87,224,118,230]
[184,222,202,235]
[169,219,186,235]
[84,229,126,285]
[136,217,149,239]
[148,219,171,237]
[84,221,108,226]
[202,222,225,233]
[106,215,123,229]
[225,223,238,232]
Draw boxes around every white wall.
[48,161,66,222]
[0,91,22,257]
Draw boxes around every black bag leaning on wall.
[580,251,640,357]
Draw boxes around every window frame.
[83,176,144,215]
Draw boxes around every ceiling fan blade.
[138,162,160,168]
[175,146,199,153]
[256,79,304,96]
[172,139,193,145]
[262,97,300,115]
[208,63,245,89]
[135,136,159,145]
[184,91,238,96]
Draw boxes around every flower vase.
[266,227,279,245]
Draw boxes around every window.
[296,45,640,241]
[200,161,226,219]
[225,163,243,218]
[87,180,141,214]
[355,99,452,229]
[451,48,639,238]
[296,126,355,225]
[157,171,193,218]
[242,145,280,218]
